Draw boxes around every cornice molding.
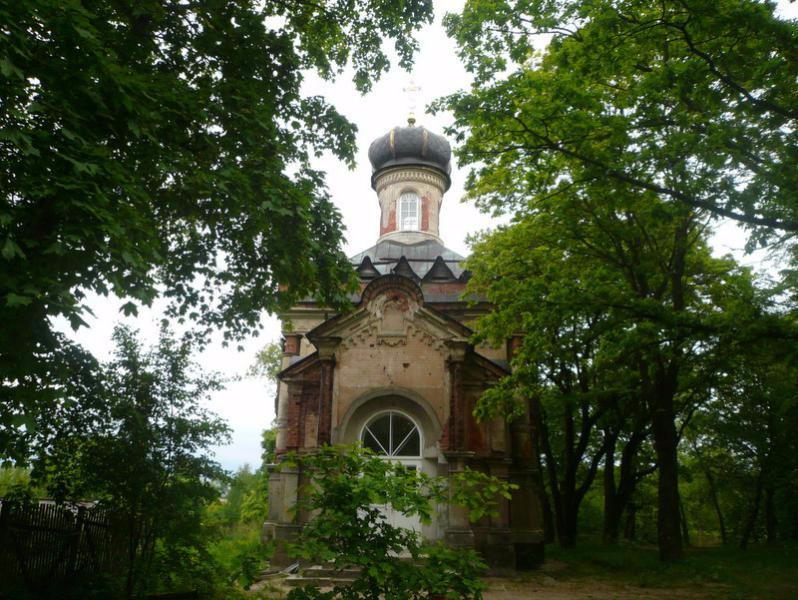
[374,167,447,194]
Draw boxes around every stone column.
[263,461,301,566]
[265,334,303,566]
[443,342,474,547]
[317,355,335,446]
[275,334,301,454]
[443,452,475,548]
[445,342,468,451]
[313,338,338,447]
[508,404,545,569]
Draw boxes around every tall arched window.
[398,192,419,231]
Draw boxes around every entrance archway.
[360,410,424,534]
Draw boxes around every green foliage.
[545,541,798,598]
[207,465,267,527]
[281,445,511,599]
[204,429,279,591]
[683,338,798,547]
[262,428,278,467]
[0,466,39,499]
[440,0,798,240]
[459,178,772,552]
[207,521,273,591]
[33,325,231,598]
[435,0,798,559]
[248,342,284,382]
[0,0,434,462]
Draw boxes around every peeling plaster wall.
[332,329,450,437]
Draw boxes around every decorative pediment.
[307,275,470,355]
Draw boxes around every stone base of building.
[443,527,475,547]
[474,527,545,571]
[262,522,301,567]
[513,541,545,570]
[264,519,545,571]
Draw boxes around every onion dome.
[368,125,452,190]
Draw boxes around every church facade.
[264,122,544,569]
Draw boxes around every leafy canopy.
[0,0,433,460]
[439,0,798,241]
[36,324,231,597]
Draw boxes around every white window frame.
[398,192,419,231]
[360,410,423,459]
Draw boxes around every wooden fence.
[0,499,125,593]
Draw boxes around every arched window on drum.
[398,192,419,231]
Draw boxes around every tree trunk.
[559,495,579,547]
[539,463,557,544]
[651,394,683,560]
[603,497,624,544]
[765,486,777,545]
[529,377,605,548]
[740,471,764,549]
[603,424,648,544]
[678,491,689,547]
[530,396,578,547]
[602,429,622,544]
[648,209,690,562]
[603,450,621,544]
[704,461,727,545]
[624,502,637,541]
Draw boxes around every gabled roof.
[392,256,420,281]
[277,351,320,380]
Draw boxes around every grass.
[544,540,798,599]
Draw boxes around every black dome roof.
[368,125,452,190]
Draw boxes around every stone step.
[285,575,358,588]
[284,563,362,588]
[303,564,362,578]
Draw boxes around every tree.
[283,445,507,600]
[600,397,655,544]
[438,0,798,561]
[463,181,765,559]
[473,246,615,548]
[441,0,798,237]
[0,0,434,461]
[248,341,283,382]
[688,336,798,547]
[36,325,231,598]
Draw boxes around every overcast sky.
[56,1,793,472]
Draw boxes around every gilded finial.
[403,79,421,126]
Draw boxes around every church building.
[264,119,544,569]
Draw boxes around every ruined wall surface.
[332,323,450,437]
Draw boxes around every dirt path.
[251,557,732,600]
[482,576,727,599]
[253,575,728,599]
